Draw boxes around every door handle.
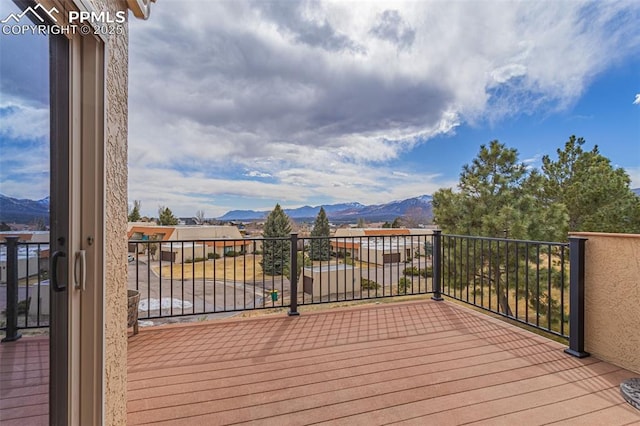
[74,250,86,291]
[51,250,67,292]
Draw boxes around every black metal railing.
[129,236,291,319]
[1,237,50,340]
[439,234,570,338]
[127,232,436,320]
[1,231,588,357]
[296,234,436,306]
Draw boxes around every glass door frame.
[49,27,71,426]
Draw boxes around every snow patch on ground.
[138,298,193,311]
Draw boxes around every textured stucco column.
[90,0,130,424]
[571,232,640,374]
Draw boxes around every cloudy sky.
[2,1,640,218]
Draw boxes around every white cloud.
[634,94,640,105]
[128,160,452,217]
[490,64,528,84]
[0,95,49,200]
[625,166,640,189]
[522,154,542,170]
[0,96,49,141]
[245,170,272,178]
[127,1,640,214]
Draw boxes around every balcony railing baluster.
[1,232,576,345]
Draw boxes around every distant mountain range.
[0,194,50,224]
[3,188,638,225]
[219,195,434,223]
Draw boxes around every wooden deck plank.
[2,300,638,425]
[0,336,49,425]
[545,403,640,425]
[125,300,640,425]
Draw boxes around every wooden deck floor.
[127,300,640,425]
[0,335,48,425]
[2,300,639,425]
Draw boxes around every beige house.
[298,264,362,299]
[126,225,253,262]
[159,240,253,263]
[0,232,50,282]
[334,227,436,237]
[127,224,243,241]
[0,246,47,283]
[332,228,435,264]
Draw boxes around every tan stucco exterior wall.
[571,232,640,374]
[87,0,130,424]
[334,228,436,237]
[299,265,362,299]
[173,225,243,240]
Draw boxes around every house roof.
[127,226,176,240]
[363,229,411,236]
[331,241,360,249]
[0,231,50,243]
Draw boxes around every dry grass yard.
[157,256,265,281]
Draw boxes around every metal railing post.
[288,233,300,316]
[431,230,443,301]
[564,236,589,358]
[2,236,22,342]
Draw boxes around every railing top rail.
[0,240,49,246]
[128,237,289,243]
[441,234,569,246]
[304,235,431,239]
[127,235,433,244]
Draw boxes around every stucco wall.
[89,0,130,424]
[571,232,640,374]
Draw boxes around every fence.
[127,233,436,320]
[1,237,50,341]
[439,234,570,338]
[2,232,588,356]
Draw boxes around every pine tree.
[431,137,639,327]
[540,136,640,233]
[128,200,142,222]
[433,140,566,316]
[309,207,331,260]
[157,206,179,226]
[260,204,291,275]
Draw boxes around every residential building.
[332,228,435,264]
[127,224,253,262]
[127,224,242,241]
[0,231,50,243]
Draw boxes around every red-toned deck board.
[126,301,640,425]
[1,301,638,425]
[0,336,48,426]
